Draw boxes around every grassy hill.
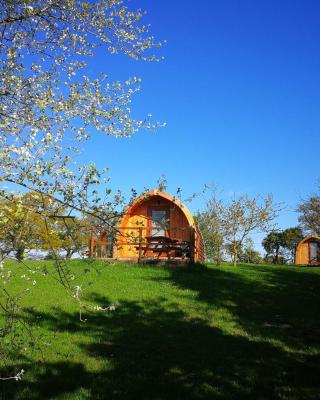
[1,261,320,399]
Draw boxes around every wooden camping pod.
[89,189,205,263]
[295,236,320,265]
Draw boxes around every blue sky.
[81,0,320,248]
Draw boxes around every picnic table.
[137,236,191,260]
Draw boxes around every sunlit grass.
[1,260,320,399]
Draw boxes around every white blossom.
[0,0,162,376]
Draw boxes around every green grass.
[1,260,320,399]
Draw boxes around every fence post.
[138,227,142,264]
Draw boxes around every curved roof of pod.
[297,235,320,247]
[119,189,196,228]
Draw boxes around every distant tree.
[281,227,304,263]
[225,240,242,264]
[39,216,88,259]
[0,193,57,260]
[240,247,263,264]
[196,189,226,266]
[197,189,280,267]
[0,193,88,260]
[297,193,320,235]
[263,254,288,265]
[224,194,281,266]
[237,239,263,264]
[226,238,262,264]
[262,231,284,264]
[55,218,89,259]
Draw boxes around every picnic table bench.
[136,236,191,260]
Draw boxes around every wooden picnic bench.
[136,236,191,260]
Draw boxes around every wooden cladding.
[295,236,320,265]
[89,189,205,263]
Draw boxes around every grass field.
[1,260,320,400]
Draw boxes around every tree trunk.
[215,247,222,266]
[65,249,72,259]
[274,245,279,264]
[233,251,237,267]
[16,245,25,261]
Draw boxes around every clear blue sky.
[82,0,320,248]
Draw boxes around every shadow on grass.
[162,264,320,346]
[1,265,320,399]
